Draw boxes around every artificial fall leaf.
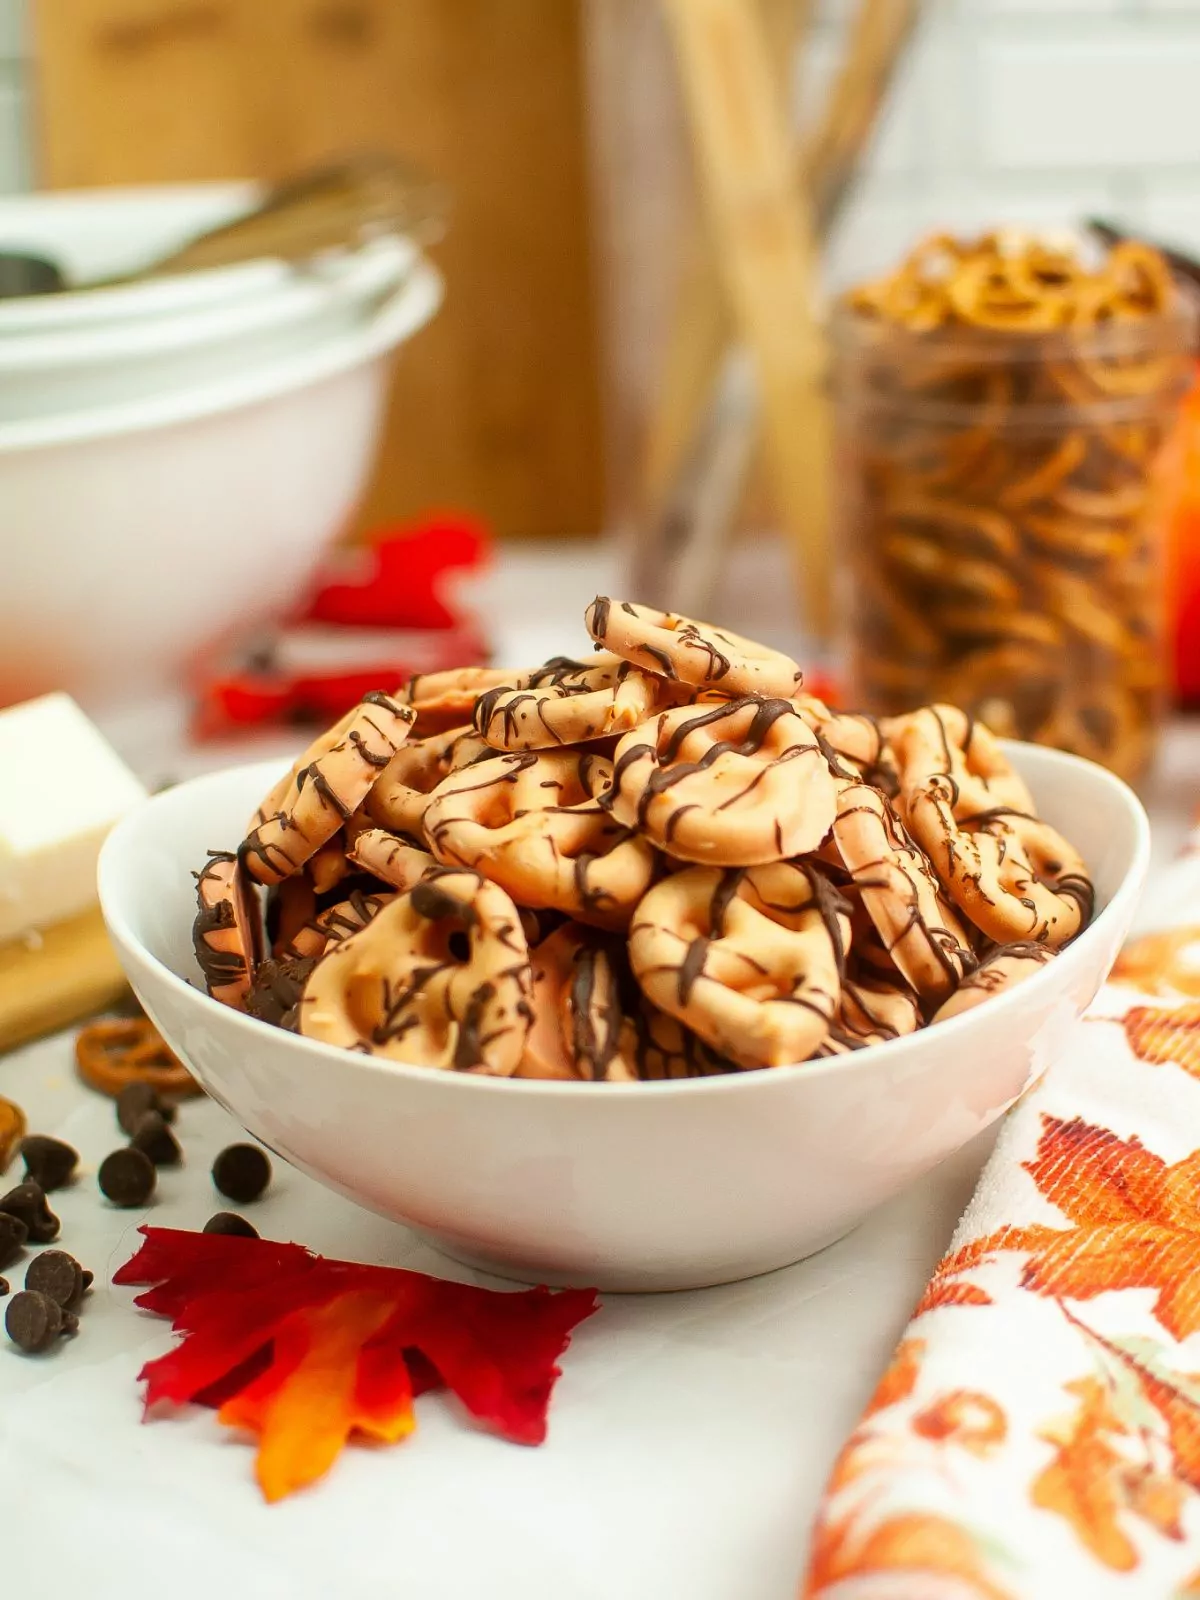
[219,1293,410,1503]
[912,1391,1007,1457]
[115,1228,598,1501]
[1112,927,1200,998]
[1125,1002,1200,1079]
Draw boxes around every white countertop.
[6,535,1193,1599]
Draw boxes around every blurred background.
[3,0,1200,792]
[11,2,1200,541]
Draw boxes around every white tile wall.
[804,0,1200,289]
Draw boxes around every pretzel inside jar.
[837,230,1194,782]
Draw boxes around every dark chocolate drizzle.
[244,955,318,1031]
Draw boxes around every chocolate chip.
[0,1278,8,1296]
[5,1289,76,1353]
[203,1212,259,1239]
[19,1135,79,1192]
[0,1213,27,1272]
[116,1081,178,1137]
[24,1250,86,1312]
[212,1144,271,1204]
[0,1181,60,1243]
[98,1148,156,1208]
[128,1111,182,1168]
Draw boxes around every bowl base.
[413,1221,861,1295]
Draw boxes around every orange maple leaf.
[1125,1002,1200,1079]
[1112,926,1200,997]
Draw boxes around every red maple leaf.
[115,1228,598,1501]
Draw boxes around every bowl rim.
[0,236,416,371]
[98,741,1151,1102]
[0,258,442,454]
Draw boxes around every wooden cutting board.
[0,909,128,1055]
[32,0,605,542]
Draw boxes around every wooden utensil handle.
[661,0,832,632]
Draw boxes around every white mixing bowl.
[0,237,415,422]
[98,743,1149,1293]
[0,259,441,710]
[0,184,321,333]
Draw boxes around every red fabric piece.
[300,514,490,630]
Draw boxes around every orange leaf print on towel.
[1125,1002,1200,1079]
[1112,925,1200,997]
[864,1338,924,1419]
[923,1117,1200,1340]
[1018,1118,1200,1339]
[805,1511,1016,1600]
[1033,1376,1144,1571]
[913,1392,1007,1457]
[806,1340,1015,1599]
[914,1279,993,1318]
[1032,1321,1198,1571]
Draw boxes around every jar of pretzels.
[833,231,1196,782]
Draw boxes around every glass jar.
[832,304,1195,782]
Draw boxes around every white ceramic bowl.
[0,237,415,423]
[0,184,307,333]
[0,260,441,710]
[98,744,1149,1294]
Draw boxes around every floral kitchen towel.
[803,879,1200,1598]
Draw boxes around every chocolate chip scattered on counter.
[212,1144,271,1204]
[25,1251,87,1312]
[19,1135,79,1192]
[128,1111,182,1168]
[0,1214,27,1273]
[116,1081,177,1137]
[98,1148,156,1208]
[5,1290,77,1353]
[203,1212,259,1239]
[0,1181,60,1244]
[0,1278,8,1296]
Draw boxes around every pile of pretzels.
[192,600,1095,1081]
[838,230,1189,782]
